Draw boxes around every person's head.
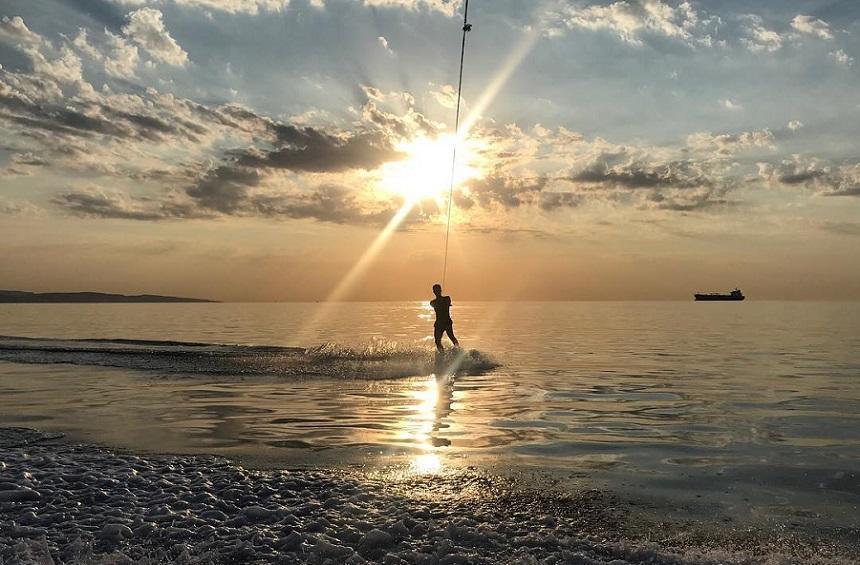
[432,284,442,297]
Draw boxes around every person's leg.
[434,324,444,352]
[445,323,459,347]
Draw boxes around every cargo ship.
[694,288,745,301]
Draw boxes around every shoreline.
[1,428,857,564]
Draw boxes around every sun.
[380,134,483,203]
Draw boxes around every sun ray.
[460,27,541,136]
[294,196,420,344]
[297,7,546,344]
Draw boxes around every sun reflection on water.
[404,374,455,475]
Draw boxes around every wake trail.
[0,335,498,380]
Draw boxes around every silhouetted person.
[431,284,459,352]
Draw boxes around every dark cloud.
[0,87,204,143]
[570,159,710,190]
[459,174,548,209]
[185,165,263,213]
[249,184,401,225]
[54,181,407,226]
[538,191,582,211]
[51,190,209,221]
[824,186,860,197]
[760,158,860,197]
[778,170,827,185]
[235,129,403,173]
[11,152,47,166]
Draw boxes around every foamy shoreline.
[0,428,854,564]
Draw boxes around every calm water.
[1,301,859,528]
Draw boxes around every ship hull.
[694,294,745,301]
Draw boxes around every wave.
[0,335,498,379]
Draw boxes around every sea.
[1,301,858,539]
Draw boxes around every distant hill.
[0,290,218,303]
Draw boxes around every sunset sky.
[1,0,859,301]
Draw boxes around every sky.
[0,0,859,301]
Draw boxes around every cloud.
[719,98,743,111]
[829,49,854,67]
[234,128,403,173]
[104,31,141,78]
[758,156,860,196]
[458,174,549,209]
[23,46,84,84]
[787,120,803,131]
[377,36,394,55]
[570,157,710,190]
[556,139,742,212]
[111,0,460,15]
[185,165,262,213]
[0,70,208,143]
[248,184,402,224]
[0,16,45,46]
[109,0,292,15]
[429,83,458,109]
[0,197,41,215]
[54,182,407,225]
[122,8,188,67]
[686,129,774,156]
[362,0,461,17]
[790,15,833,40]
[739,15,783,52]
[52,187,209,220]
[1,152,50,176]
[71,29,104,61]
[554,0,717,48]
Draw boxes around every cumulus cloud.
[787,120,803,131]
[739,15,783,52]
[720,98,743,111]
[109,0,292,15]
[0,16,45,45]
[554,0,717,48]
[429,84,458,109]
[23,46,84,84]
[458,174,549,210]
[758,156,860,197]
[377,36,394,55]
[790,15,833,40]
[362,0,461,17]
[113,0,462,15]
[570,157,710,190]
[104,31,141,78]
[71,29,103,61]
[122,8,188,67]
[686,129,774,156]
[1,11,852,230]
[829,49,853,67]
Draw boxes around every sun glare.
[380,135,482,203]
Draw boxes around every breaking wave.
[0,335,498,379]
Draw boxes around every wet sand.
[1,428,857,565]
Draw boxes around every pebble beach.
[2,428,857,565]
